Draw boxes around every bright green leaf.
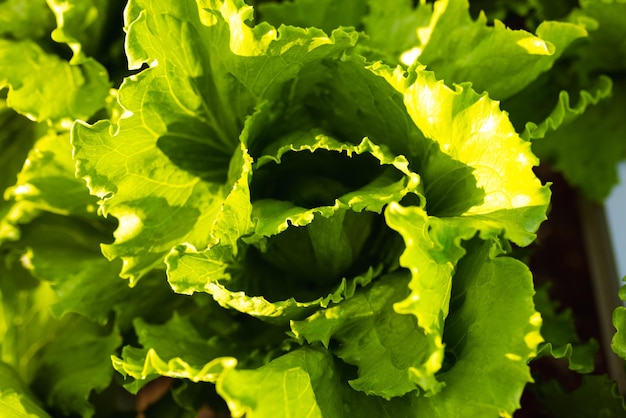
[0,0,54,40]
[0,39,109,124]
[411,0,588,99]
[410,241,542,417]
[291,272,439,399]
[6,132,99,217]
[0,362,51,418]
[112,313,238,393]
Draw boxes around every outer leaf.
[72,0,359,283]
[0,0,54,39]
[6,212,179,329]
[0,260,58,384]
[10,213,118,323]
[217,347,417,418]
[382,205,457,394]
[0,362,51,418]
[611,283,626,360]
[383,204,544,397]
[0,103,41,244]
[410,241,542,417]
[568,0,626,74]
[519,74,612,141]
[360,0,433,63]
[112,313,237,393]
[291,272,438,399]
[0,202,40,247]
[30,316,121,418]
[535,284,597,372]
[537,375,626,418]
[48,0,114,63]
[380,64,550,245]
[532,79,626,202]
[404,0,588,99]
[257,0,367,34]
[0,103,41,195]
[5,132,99,217]
[371,65,548,392]
[0,39,109,123]
[0,255,120,417]
[516,0,626,201]
[217,348,326,418]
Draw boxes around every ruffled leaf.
[72,0,359,283]
[0,0,54,40]
[391,0,588,99]
[6,132,99,217]
[217,347,417,418]
[291,272,439,399]
[166,134,418,322]
[0,256,121,417]
[112,313,238,393]
[535,284,598,372]
[0,39,109,124]
[48,0,112,63]
[536,375,626,417]
[531,78,626,202]
[611,283,626,360]
[30,316,121,418]
[0,363,51,418]
[410,241,542,417]
[257,0,367,34]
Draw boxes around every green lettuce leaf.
[0,39,109,124]
[514,0,626,201]
[223,242,541,417]
[535,284,598,372]
[166,134,418,323]
[531,78,626,202]
[29,316,121,418]
[370,66,548,386]
[217,347,417,418]
[72,0,360,283]
[567,0,626,75]
[0,102,42,245]
[0,363,51,418]
[611,283,626,361]
[536,375,626,418]
[0,0,54,40]
[256,0,586,101]
[292,239,542,409]
[408,241,542,417]
[517,74,612,141]
[48,0,114,63]
[5,211,180,330]
[0,104,41,196]
[359,0,433,62]
[0,258,57,384]
[111,313,239,393]
[0,253,121,418]
[257,0,367,34]
[291,271,439,399]
[378,64,550,242]
[409,0,587,99]
[5,132,99,218]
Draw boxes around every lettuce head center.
[250,148,387,208]
[255,209,380,286]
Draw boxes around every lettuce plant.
[0,0,625,417]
